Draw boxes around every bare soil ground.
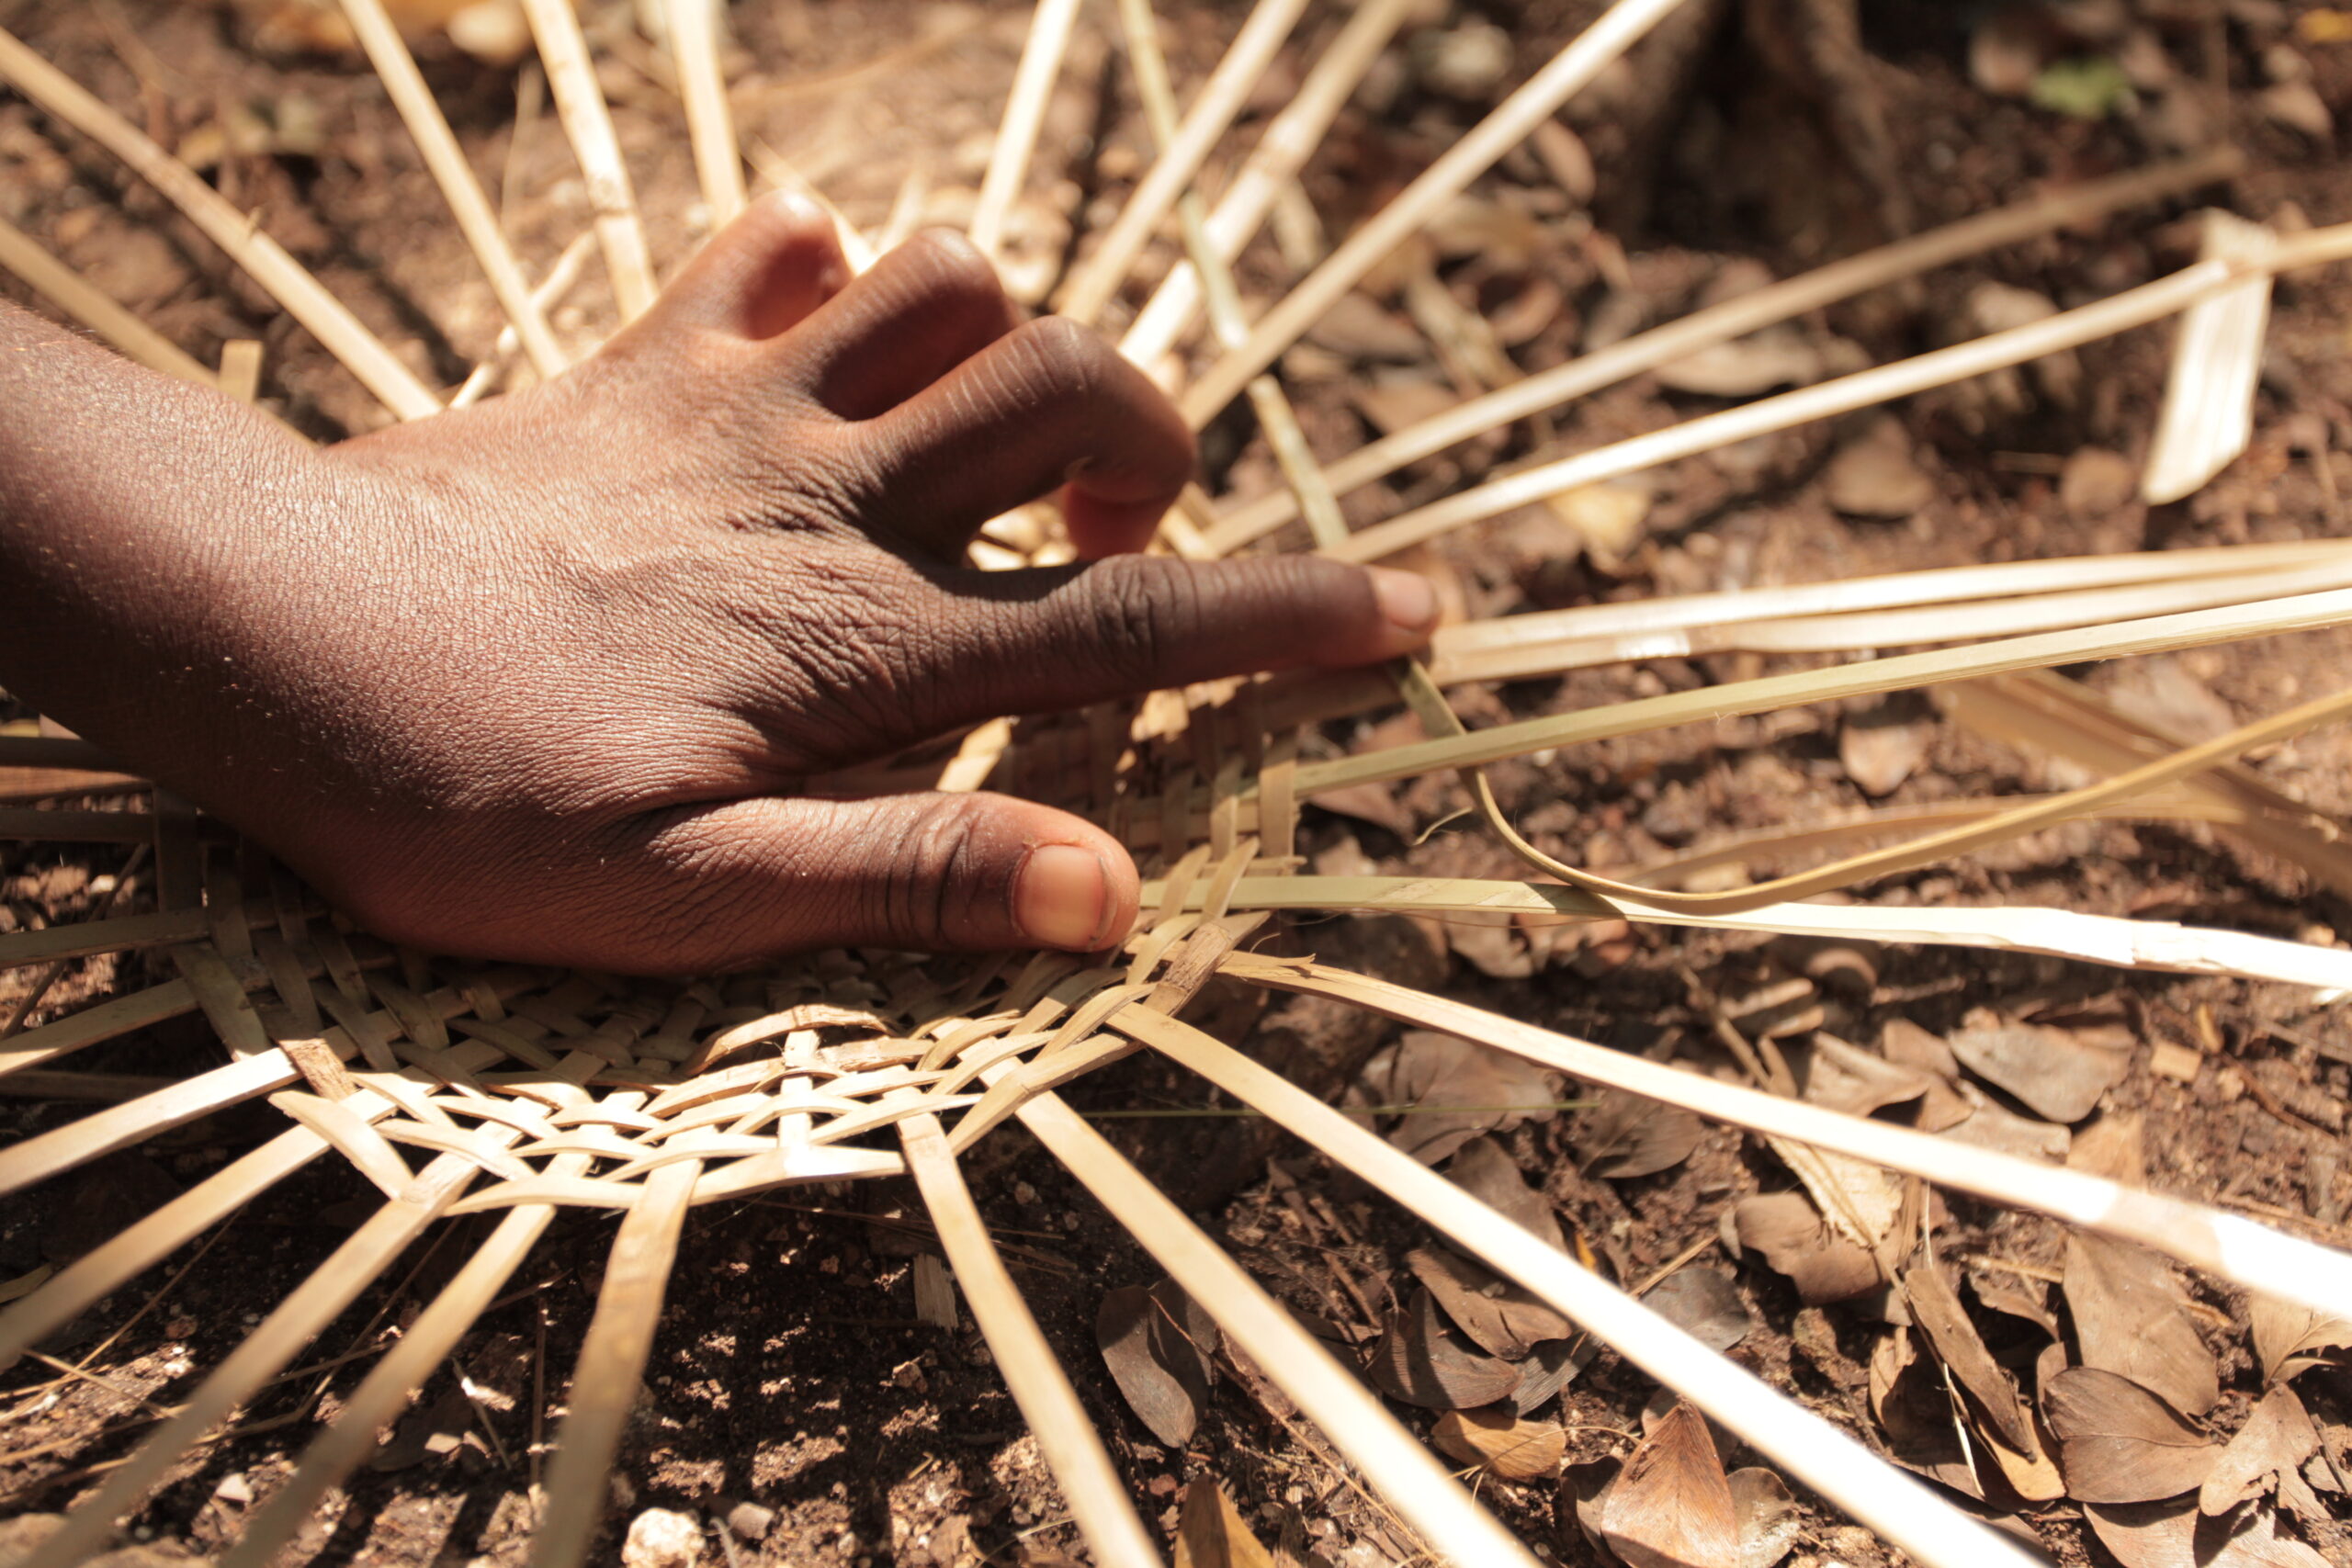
[3,2,2351,1565]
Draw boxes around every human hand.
[0,193,1436,971]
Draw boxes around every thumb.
[614,792,1139,967]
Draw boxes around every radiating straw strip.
[969,0,1084,260]
[2143,209,2273,504]
[900,1113,1162,1568]
[1332,220,2352,563]
[519,0,659,321]
[1004,1077,1547,1568]
[0,26,441,420]
[1121,1006,2050,1568]
[1205,147,2238,550]
[17,1156,482,1568]
[667,0,748,226]
[220,1152,597,1568]
[531,1155,699,1568]
[1284,584,2352,796]
[1175,0,1692,426]
[1212,956,2352,1321]
[1116,0,1412,369]
[341,0,567,378]
[1061,0,1312,325]
[0,212,217,388]
[450,231,596,407]
[1116,0,1347,547]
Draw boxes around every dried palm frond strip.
[341,0,567,378]
[519,0,659,321]
[2143,209,2274,504]
[1332,220,2352,562]
[1205,146,2238,551]
[1123,1006,2049,1568]
[1209,955,2352,1321]
[1178,0,1693,425]
[970,0,1084,259]
[667,0,748,227]
[0,25,441,419]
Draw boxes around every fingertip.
[1364,566,1441,653]
[1012,838,1137,951]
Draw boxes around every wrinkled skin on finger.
[0,194,1437,972]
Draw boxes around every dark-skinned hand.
[0,193,1436,972]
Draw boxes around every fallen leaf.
[1728,1468,1801,1568]
[2044,1366,2218,1504]
[1173,1478,1278,1568]
[1902,1258,2035,1453]
[1576,1089,1703,1179]
[1099,1279,1219,1448]
[2201,1384,2323,1517]
[1446,1136,1566,1249]
[2063,1234,2219,1416]
[1732,1192,1880,1304]
[1309,784,1418,839]
[1643,1266,1758,1354]
[1940,1083,2072,1163]
[1656,327,1822,398]
[2068,1111,2147,1183]
[1548,482,1652,558]
[1600,1402,1740,1568]
[1432,1403,1566,1480]
[1512,1337,1592,1415]
[1374,1032,1566,1165]
[2087,1499,2334,1568]
[1349,374,1456,437]
[1407,1246,1570,1360]
[1878,1019,1974,1132]
[1793,1032,1935,1118]
[1367,1286,1520,1411]
[1946,1009,2129,1123]
[1304,291,1426,362]
[2247,1292,2352,1383]
[1824,417,1936,519]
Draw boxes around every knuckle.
[1076,558,1197,684]
[877,796,992,944]
[897,229,1010,315]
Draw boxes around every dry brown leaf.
[1792,1033,1935,1118]
[2063,1233,2219,1417]
[2044,1366,2219,1504]
[1173,1478,1279,1568]
[1099,1279,1219,1449]
[1727,1468,1800,1568]
[1446,1136,1566,1251]
[2068,1110,2147,1184]
[1732,1192,1880,1304]
[1901,1257,2035,1453]
[2087,1498,2334,1568]
[1656,327,1822,398]
[1824,415,1936,519]
[1642,1265,1758,1354]
[1877,1019,1974,1132]
[1576,1089,1703,1179]
[1941,1083,2072,1163]
[2247,1292,2352,1383]
[2201,1383,2324,1518]
[1431,1403,1567,1480]
[1374,1031,1566,1165]
[1946,1009,2129,1123]
[1367,1286,1520,1411]
[1406,1245,1570,1360]
[1600,1401,1740,1568]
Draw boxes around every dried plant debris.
[1407,1245,1571,1361]
[1944,1008,2130,1123]
[2246,1292,2352,1383]
[1099,1277,1221,1449]
[1641,1265,1758,1355]
[1727,1468,1801,1568]
[1597,1402,1740,1568]
[1367,1284,1520,1412]
[2042,1366,2219,1505]
[2086,1497,2333,1568]
[2061,1233,2219,1418]
[1901,1256,2038,1458]
[1358,1030,1567,1165]
[1574,1088,1704,1179]
[1730,1192,1879,1304]
[2200,1384,2327,1522]
[1431,1402,1567,1481]
[1445,1134,1566,1251]
[1173,1478,1279,1568]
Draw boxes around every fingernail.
[1015,843,1114,950]
[1368,567,1440,635]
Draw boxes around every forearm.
[0,299,396,825]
